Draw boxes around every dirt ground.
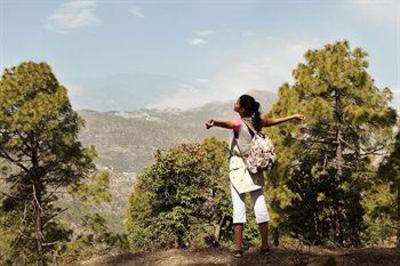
[67,246,400,266]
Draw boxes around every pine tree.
[0,61,98,265]
[264,41,397,247]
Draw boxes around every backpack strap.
[233,118,261,167]
[233,134,251,168]
[233,130,249,169]
[241,118,264,138]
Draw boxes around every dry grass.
[65,246,400,266]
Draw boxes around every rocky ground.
[67,246,400,266]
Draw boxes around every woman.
[205,94,305,258]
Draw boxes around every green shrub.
[126,137,232,251]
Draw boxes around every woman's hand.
[293,113,306,122]
[205,119,215,129]
[206,119,236,129]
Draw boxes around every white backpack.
[234,118,276,174]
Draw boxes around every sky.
[1,0,399,111]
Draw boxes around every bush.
[125,137,232,251]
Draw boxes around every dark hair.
[238,94,262,132]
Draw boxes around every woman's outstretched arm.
[263,113,305,127]
[205,119,236,130]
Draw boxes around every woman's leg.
[258,221,269,249]
[230,183,246,250]
[250,187,270,249]
[233,223,244,250]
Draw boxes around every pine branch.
[22,201,28,225]
[15,129,33,152]
[3,172,25,182]
[42,241,59,247]
[0,148,30,173]
[359,145,386,156]
[32,183,44,214]
[42,183,65,202]
[42,208,67,229]
[0,190,23,200]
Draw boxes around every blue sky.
[1,0,399,111]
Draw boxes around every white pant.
[230,182,270,224]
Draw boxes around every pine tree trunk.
[31,131,45,266]
[334,88,347,246]
[334,88,344,178]
[33,181,45,266]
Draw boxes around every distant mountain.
[77,89,276,174]
[76,89,277,229]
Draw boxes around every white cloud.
[195,30,216,36]
[149,38,319,110]
[344,0,400,23]
[195,78,210,83]
[44,0,100,34]
[208,39,317,96]
[128,6,144,18]
[186,37,206,46]
[146,83,206,110]
[186,29,216,46]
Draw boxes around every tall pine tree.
[264,41,397,247]
[0,61,98,265]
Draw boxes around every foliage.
[56,169,128,263]
[125,137,232,250]
[374,123,400,247]
[264,40,397,247]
